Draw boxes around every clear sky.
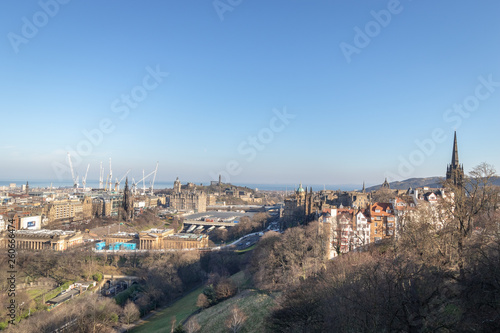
[0,0,499,187]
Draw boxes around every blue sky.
[0,0,499,187]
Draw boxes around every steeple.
[446,131,464,186]
[362,181,366,193]
[451,131,459,167]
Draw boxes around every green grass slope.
[130,271,277,333]
[191,289,277,333]
[130,285,205,333]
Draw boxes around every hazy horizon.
[1,1,499,185]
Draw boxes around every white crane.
[67,153,79,189]
[115,169,131,192]
[99,161,104,189]
[142,169,145,194]
[108,158,113,192]
[150,162,159,195]
[82,164,90,190]
[133,169,156,195]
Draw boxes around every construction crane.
[99,161,104,189]
[150,162,159,195]
[115,169,131,192]
[104,174,109,191]
[132,169,156,195]
[108,158,113,192]
[142,169,145,194]
[82,164,90,190]
[67,153,79,189]
[131,178,137,194]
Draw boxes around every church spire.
[451,131,459,167]
[446,131,464,186]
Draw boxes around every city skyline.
[1,1,499,185]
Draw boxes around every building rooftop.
[168,233,206,240]
[108,232,138,238]
[14,229,79,237]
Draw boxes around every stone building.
[45,197,93,223]
[105,232,139,246]
[284,184,343,218]
[167,178,207,213]
[369,202,395,243]
[139,228,174,249]
[162,233,209,249]
[137,228,209,250]
[283,184,311,217]
[0,229,83,251]
[91,194,123,217]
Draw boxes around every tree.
[122,300,140,325]
[214,278,237,301]
[185,317,201,333]
[442,162,498,277]
[173,324,186,333]
[170,316,177,333]
[196,293,209,309]
[225,305,247,333]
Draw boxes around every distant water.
[0,180,359,192]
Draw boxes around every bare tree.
[170,315,177,333]
[196,293,210,309]
[122,300,140,325]
[185,317,201,333]
[215,278,237,301]
[442,162,498,277]
[225,305,247,333]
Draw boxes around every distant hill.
[366,177,444,192]
[367,176,500,192]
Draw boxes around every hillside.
[367,176,500,192]
[366,177,443,192]
[189,289,277,333]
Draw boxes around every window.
[387,223,394,228]
[375,209,381,213]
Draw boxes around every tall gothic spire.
[451,131,459,167]
[446,131,464,186]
